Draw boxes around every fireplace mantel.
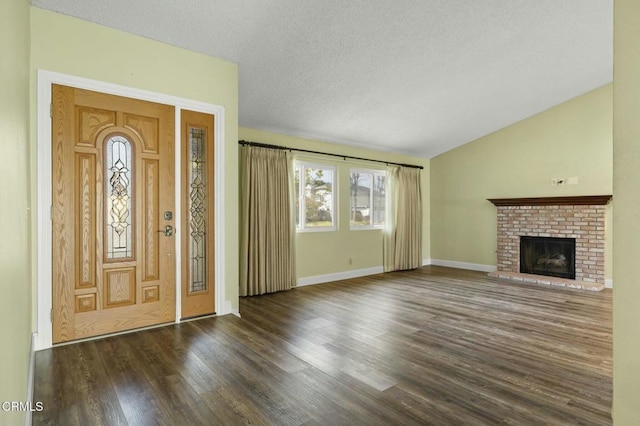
[487,195,612,207]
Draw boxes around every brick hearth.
[487,196,611,291]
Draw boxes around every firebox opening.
[520,236,576,280]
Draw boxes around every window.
[294,162,336,231]
[350,169,386,229]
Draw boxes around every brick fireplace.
[487,195,612,291]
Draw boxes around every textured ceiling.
[32,0,613,158]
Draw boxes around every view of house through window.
[294,162,336,230]
[350,169,386,228]
[293,162,387,231]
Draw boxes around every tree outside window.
[294,162,336,231]
[350,169,386,229]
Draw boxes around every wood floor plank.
[200,385,273,426]
[64,342,128,426]
[109,371,175,426]
[33,266,612,425]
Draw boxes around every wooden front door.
[52,84,176,343]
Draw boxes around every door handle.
[158,225,173,237]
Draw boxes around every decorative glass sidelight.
[188,128,207,292]
[105,135,134,259]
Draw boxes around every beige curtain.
[384,166,422,271]
[239,146,296,296]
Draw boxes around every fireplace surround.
[487,195,611,291]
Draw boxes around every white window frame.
[294,161,337,232]
[349,168,386,230]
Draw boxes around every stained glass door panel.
[181,109,215,319]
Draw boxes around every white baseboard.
[430,259,497,273]
[25,332,36,426]
[297,266,384,287]
[605,279,613,289]
[422,258,432,266]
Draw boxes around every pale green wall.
[29,8,240,311]
[239,127,430,280]
[430,85,613,279]
[0,0,31,425]
[12,6,629,424]
[613,0,640,423]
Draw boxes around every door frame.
[35,70,227,350]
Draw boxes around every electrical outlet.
[557,178,565,185]
[551,178,558,186]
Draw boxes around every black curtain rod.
[238,140,424,170]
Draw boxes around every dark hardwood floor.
[32,266,612,425]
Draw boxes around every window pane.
[294,168,300,227]
[304,167,333,227]
[349,170,386,228]
[372,174,386,226]
[350,172,372,226]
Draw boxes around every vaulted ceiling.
[32,0,613,158]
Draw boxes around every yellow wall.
[430,85,613,279]
[0,0,31,424]
[239,127,430,280]
[29,8,240,310]
[613,0,640,423]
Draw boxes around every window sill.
[349,226,384,232]
[296,227,337,233]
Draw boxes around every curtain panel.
[239,146,296,296]
[384,166,422,271]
